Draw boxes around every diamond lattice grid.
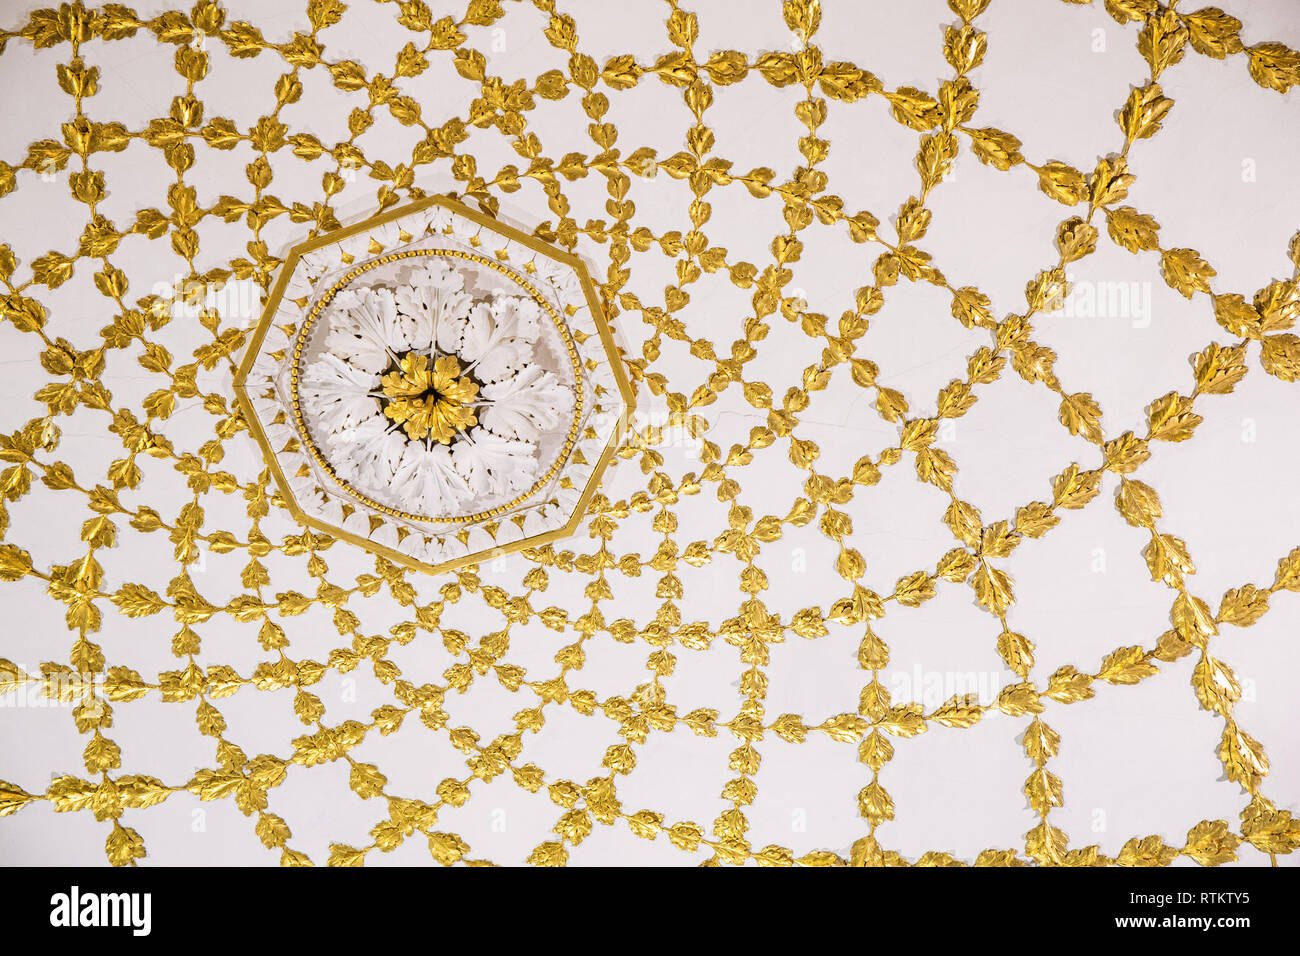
[0,0,1298,867]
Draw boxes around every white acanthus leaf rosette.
[299,258,574,518]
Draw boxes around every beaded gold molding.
[287,248,586,524]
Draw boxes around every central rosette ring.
[297,254,578,520]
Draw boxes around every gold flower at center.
[379,353,479,443]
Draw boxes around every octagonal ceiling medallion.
[234,196,634,574]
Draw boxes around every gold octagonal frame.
[233,195,636,575]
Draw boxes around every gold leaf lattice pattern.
[1,0,1299,867]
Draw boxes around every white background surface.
[0,0,1298,865]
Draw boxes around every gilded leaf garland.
[0,0,1298,867]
